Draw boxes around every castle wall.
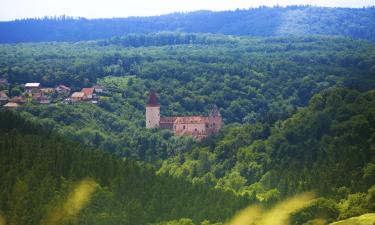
[146,106,160,128]
[174,122,207,135]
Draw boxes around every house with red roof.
[81,88,94,99]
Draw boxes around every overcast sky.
[0,0,375,21]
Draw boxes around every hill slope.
[2,33,374,162]
[1,6,375,43]
[0,110,247,225]
[159,88,375,223]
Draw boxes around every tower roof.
[147,90,159,107]
[209,105,221,117]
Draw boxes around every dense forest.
[159,88,375,223]
[0,110,247,225]
[1,30,375,223]
[1,33,374,163]
[1,6,375,43]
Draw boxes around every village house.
[0,91,9,104]
[71,92,86,102]
[40,88,54,94]
[31,92,42,101]
[9,96,26,105]
[146,90,222,140]
[92,85,105,94]
[25,83,41,93]
[81,88,94,100]
[4,102,19,108]
[55,85,71,94]
[38,97,51,104]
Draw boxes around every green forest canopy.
[0,33,374,224]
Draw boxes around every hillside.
[1,32,375,224]
[1,6,375,43]
[158,88,375,224]
[0,110,247,225]
[1,33,374,162]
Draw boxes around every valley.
[0,7,375,225]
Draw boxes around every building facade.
[145,91,222,140]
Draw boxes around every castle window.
[195,128,197,131]
[183,125,186,129]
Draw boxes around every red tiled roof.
[160,117,177,124]
[81,88,94,96]
[147,90,159,106]
[174,116,209,124]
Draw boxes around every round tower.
[146,90,160,129]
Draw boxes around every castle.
[146,90,222,140]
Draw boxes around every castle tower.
[208,105,222,133]
[146,90,160,129]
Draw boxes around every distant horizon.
[3,5,375,22]
[1,0,375,22]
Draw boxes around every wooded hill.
[159,88,375,224]
[0,110,247,225]
[1,33,374,224]
[1,33,374,163]
[1,6,375,43]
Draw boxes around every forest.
[0,6,375,43]
[0,110,247,225]
[0,32,375,224]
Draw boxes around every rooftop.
[147,90,159,107]
[174,116,209,124]
[0,91,8,99]
[56,84,70,90]
[25,83,40,88]
[72,92,85,98]
[4,102,19,108]
[81,88,94,96]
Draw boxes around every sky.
[0,0,375,21]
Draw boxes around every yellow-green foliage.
[329,213,375,225]
[41,178,98,225]
[150,218,195,225]
[226,192,315,225]
[0,213,5,225]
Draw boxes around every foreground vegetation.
[0,111,247,225]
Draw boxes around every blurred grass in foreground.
[0,213,6,225]
[226,192,316,225]
[41,178,98,225]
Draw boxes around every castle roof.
[147,90,159,107]
[174,116,209,124]
[160,117,177,124]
